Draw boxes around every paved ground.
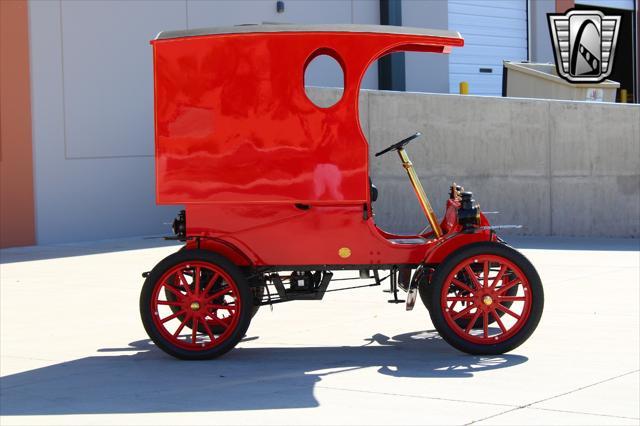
[0,236,638,425]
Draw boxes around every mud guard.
[422,230,496,265]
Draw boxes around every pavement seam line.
[315,385,518,409]
[465,369,639,425]
[530,406,640,421]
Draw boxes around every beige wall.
[0,0,35,248]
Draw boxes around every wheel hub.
[482,295,493,306]
[190,301,201,311]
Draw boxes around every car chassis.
[140,24,544,360]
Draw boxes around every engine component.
[289,271,319,292]
[171,210,186,240]
[458,192,480,229]
[449,183,463,200]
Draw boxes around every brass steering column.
[397,148,443,238]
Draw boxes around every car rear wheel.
[140,249,252,360]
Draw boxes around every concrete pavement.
[1,236,638,425]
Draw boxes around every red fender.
[423,230,496,265]
[185,238,254,266]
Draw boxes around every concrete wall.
[309,87,639,238]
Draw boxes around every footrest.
[388,238,426,245]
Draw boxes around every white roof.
[155,23,461,41]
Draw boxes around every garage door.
[449,0,528,96]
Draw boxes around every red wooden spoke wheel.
[427,242,543,355]
[452,263,520,329]
[441,255,531,343]
[140,250,252,360]
[152,261,240,349]
[418,263,518,329]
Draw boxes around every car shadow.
[0,330,527,416]
[0,236,181,264]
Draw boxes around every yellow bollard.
[620,89,628,103]
[459,81,469,95]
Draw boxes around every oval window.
[304,53,344,108]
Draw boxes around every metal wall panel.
[449,0,528,95]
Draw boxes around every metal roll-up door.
[449,0,529,95]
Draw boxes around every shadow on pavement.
[0,237,181,264]
[1,331,527,416]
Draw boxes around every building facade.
[0,0,638,247]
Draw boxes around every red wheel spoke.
[173,314,190,337]
[498,296,527,302]
[205,287,231,303]
[482,311,489,338]
[157,300,183,306]
[483,261,489,288]
[194,267,201,296]
[446,296,473,302]
[206,314,229,329]
[201,272,220,296]
[490,265,507,289]
[178,272,193,296]
[464,310,481,333]
[451,278,474,294]
[464,265,482,288]
[163,284,185,300]
[452,303,475,320]
[191,317,198,344]
[495,303,521,320]
[162,309,186,323]
[201,319,215,341]
[496,279,520,295]
[491,308,507,333]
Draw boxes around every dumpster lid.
[155,23,462,42]
[504,61,620,88]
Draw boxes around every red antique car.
[140,24,544,360]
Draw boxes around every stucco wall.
[28,0,379,244]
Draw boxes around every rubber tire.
[140,249,253,360]
[426,242,544,355]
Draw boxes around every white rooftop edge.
[155,24,462,41]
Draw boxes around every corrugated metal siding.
[448,0,528,95]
